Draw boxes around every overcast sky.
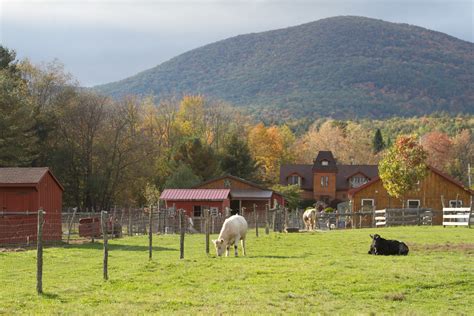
[1,0,472,86]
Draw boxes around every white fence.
[442,207,472,228]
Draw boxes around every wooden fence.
[374,208,433,227]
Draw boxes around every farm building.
[160,175,285,219]
[0,168,63,245]
[160,189,231,218]
[195,175,285,214]
[280,151,472,225]
[348,166,473,225]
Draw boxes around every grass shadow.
[39,292,60,299]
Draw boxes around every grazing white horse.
[303,208,317,231]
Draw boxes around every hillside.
[95,16,474,120]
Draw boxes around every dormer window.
[321,160,329,166]
[350,176,368,188]
[288,175,302,186]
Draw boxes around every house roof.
[313,151,338,172]
[230,189,273,200]
[348,166,473,197]
[336,165,379,191]
[279,164,313,190]
[0,167,64,191]
[194,174,267,190]
[279,164,378,191]
[160,189,230,201]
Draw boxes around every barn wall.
[351,169,472,225]
[313,172,337,200]
[38,173,63,241]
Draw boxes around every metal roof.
[160,189,230,201]
[230,189,273,200]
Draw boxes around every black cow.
[368,234,409,256]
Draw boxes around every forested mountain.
[95,16,474,121]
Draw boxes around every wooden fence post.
[284,207,288,232]
[149,206,153,260]
[205,209,210,255]
[101,211,109,281]
[265,204,269,235]
[128,207,132,236]
[36,209,45,294]
[179,209,185,259]
[66,207,77,244]
[254,204,259,237]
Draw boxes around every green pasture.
[1,226,473,315]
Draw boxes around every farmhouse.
[160,175,285,219]
[280,151,378,206]
[0,168,64,245]
[280,151,472,225]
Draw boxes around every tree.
[175,138,220,180]
[420,131,452,171]
[220,133,257,179]
[272,184,302,210]
[164,164,202,189]
[0,46,37,166]
[379,135,428,199]
[372,128,385,153]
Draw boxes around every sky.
[1,0,472,87]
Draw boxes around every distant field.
[1,227,473,315]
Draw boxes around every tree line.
[1,46,472,210]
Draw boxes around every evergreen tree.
[164,163,202,188]
[220,134,257,179]
[0,46,37,166]
[372,128,385,153]
[175,138,220,180]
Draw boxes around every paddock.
[1,226,473,314]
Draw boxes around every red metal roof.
[160,189,230,201]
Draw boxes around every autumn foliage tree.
[379,135,428,200]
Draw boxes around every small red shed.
[160,189,231,217]
[0,168,64,245]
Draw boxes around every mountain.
[94,16,474,121]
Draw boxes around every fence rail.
[442,207,471,228]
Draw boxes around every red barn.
[0,168,63,245]
[160,189,231,218]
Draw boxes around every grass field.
[1,226,473,315]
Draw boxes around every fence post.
[265,204,269,235]
[111,205,117,239]
[205,209,210,255]
[179,209,185,259]
[149,206,153,260]
[253,204,259,237]
[36,209,45,294]
[128,207,132,236]
[66,207,77,244]
[101,211,109,281]
[284,207,288,232]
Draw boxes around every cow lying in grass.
[213,214,248,257]
[368,234,409,256]
[303,208,317,231]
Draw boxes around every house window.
[449,200,463,208]
[193,205,202,217]
[288,175,301,186]
[350,176,368,188]
[320,176,329,187]
[407,199,420,208]
[361,199,374,210]
[321,160,329,166]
